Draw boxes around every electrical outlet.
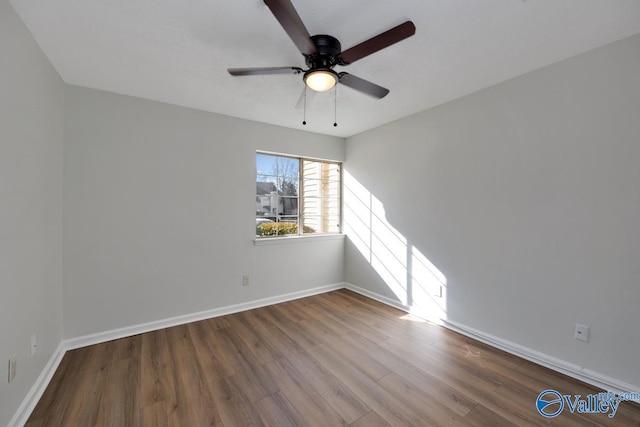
[574,323,589,342]
[30,334,37,356]
[8,355,17,383]
[242,275,250,286]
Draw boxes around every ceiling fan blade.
[339,21,416,65]
[338,73,389,99]
[264,0,317,56]
[228,67,303,76]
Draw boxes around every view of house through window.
[256,152,341,238]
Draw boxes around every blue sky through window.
[256,153,299,184]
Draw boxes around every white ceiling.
[10,0,640,138]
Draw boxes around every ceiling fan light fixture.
[304,69,338,92]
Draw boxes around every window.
[256,152,341,238]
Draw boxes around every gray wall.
[344,33,640,387]
[63,86,345,338]
[4,0,640,420]
[0,1,64,425]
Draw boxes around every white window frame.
[255,151,342,242]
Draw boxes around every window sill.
[254,233,345,246]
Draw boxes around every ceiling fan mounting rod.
[305,35,341,70]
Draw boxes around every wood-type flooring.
[26,289,640,426]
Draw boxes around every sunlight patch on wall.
[344,170,448,322]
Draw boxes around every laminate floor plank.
[94,358,134,427]
[224,314,282,365]
[376,372,468,426]
[432,333,525,372]
[344,331,476,417]
[138,401,171,427]
[461,405,517,427]
[260,305,320,349]
[262,357,348,426]
[25,289,640,427]
[284,349,371,423]
[207,327,279,402]
[205,315,232,331]
[270,299,313,323]
[378,337,503,397]
[254,392,306,427]
[186,321,235,381]
[378,337,544,426]
[315,291,399,327]
[292,317,342,347]
[322,334,392,382]
[304,299,393,344]
[349,411,392,427]
[307,343,435,427]
[236,308,306,355]
[210,375,265,427]
[164,325,223,426]
[410,337,505,390]
[139,329,178,409]
[54,363,104,427]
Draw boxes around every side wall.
[0,1,64,425]
[63,86,345,339]
[344,34,640,388]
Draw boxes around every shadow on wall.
[344,169,448,323]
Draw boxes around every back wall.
[63,86,345,339]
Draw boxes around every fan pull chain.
[302,85,307,125]
[333,85,338,127]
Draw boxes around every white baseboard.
[12,281,638,426]
[344,282,640,399]
[443,319,640,399]
[8,341,66,427]
[65,283,345,350]
[10,283,344,426]
[344,283,447,326]
[343,282,411,313]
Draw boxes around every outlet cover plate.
[8,355,16,383]
[574,323,589,342]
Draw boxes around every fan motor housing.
[306,35,341,69]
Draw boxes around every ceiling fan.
[228,0,416,99]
